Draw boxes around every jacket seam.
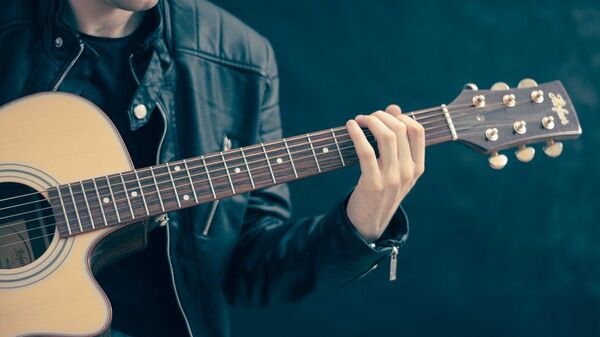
[0,20,36,32]
[175,47,273,79]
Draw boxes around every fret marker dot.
[322,147,329,153]
[130,191,138,197]
[183,194,190,201]
[103,197,110,204]
[234,167,241,174]
[174,165,181,171]
[276,158,283,164]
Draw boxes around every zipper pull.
[155,214,169,227]
[223,135,232,151]
[389,246,399,281]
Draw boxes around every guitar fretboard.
[50,111,453,237]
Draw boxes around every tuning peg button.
[491,82,510,91]
[543,139,563,158]
[518,78,538,88]
[515,144,535,162]
[542,116,555,130]
[473,95,486,108]
[488,151,508,170]
[464,83,478,91]
[531,90,544,103]
[503,94,516,107]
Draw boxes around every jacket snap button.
[54,37,63,48]
[133,104,147,119]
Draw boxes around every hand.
[345,104,425,242]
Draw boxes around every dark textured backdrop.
[213,1,600,336]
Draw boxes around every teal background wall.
[215,1,600,336]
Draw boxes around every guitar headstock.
[448,79,582,169]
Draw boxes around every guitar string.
[0,144,373,244]
[0,119,530,246]
[0,98,526,208]
[0,110,521,223]
[0,135,454,248]
[0,130,432,224]
[0,119,523,238]
[0,101,472,206]
[0,111,536,224]
[0,126,465,240]
[0,114,532,223]
[0,98,524,207]
[0,98,529,211]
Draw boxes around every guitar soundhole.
[0,182,56,269]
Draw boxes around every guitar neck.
[51,108,452,237]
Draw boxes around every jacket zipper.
[129,56,194,337]
[389,246,399,281]
[52,42,85,91]
[156,99,194,337]
[201,135,231,236]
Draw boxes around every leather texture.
[0,1,409,336]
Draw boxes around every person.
[0,0,425,336]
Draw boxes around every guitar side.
[0,93,146,337]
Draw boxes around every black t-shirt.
[79,30,159,168]
[79,25,188,337]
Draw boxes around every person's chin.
[105,0,159,12]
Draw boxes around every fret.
[107,175,134,222]
[309,131,344,173]
[81,179,107,229]
[134,170,150,216]
[283,138,298,178]
[220,152,236,194]
[183,159,215,204]
[171,162,197,204]
[69,182,96,231]
[182,159,199,203]
[56,186,72,235]
[105,176,121,223]
[120,171,147,219]
[201,156,217,199]
[93,177,118,225]
[92,178,109,227]
[262,142,296,183]
[306,134,322,172]
[149,166,165,212]
[330,129,345,167]
[239,148,255,189]
[67,183,84,232]
[261,143,277,183]
[166,164,182,207]
[136,168,160,214]
[79,181,96,229]
[119,173,135,219]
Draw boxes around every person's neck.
[65,0,145,38]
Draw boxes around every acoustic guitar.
[0,79,581,336]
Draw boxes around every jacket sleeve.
[223,40,409,306]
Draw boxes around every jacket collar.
[38,0,172,130]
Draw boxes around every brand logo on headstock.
[549,92,570,125]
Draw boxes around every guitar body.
[0,93,147,337]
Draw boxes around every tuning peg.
[515,144,535,162]
[518,78,538,88]
[491,82,510,91]
[488,151,508,170]
[464,83,479,90]
[543,139,563,158]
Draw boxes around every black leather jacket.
[0,1,408,336]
